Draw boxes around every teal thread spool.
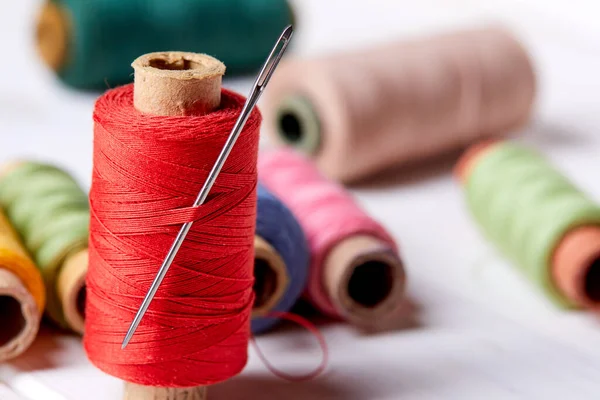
[0,162,89,333]
[36,0,294,90]
[457,142,600,310]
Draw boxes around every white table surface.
[1,1,600,399]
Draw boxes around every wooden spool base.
[124,383,207,400]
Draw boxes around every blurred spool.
[35,0,294,90]
[456,141,600,310]
[0,162,89,333]
[252,184,310,334]
[259,149,406,328]
[0,210,44,362]
[262,26,536,183]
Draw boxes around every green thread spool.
[458,142,600,310]
[0,162,89,333]
[36,0,294,90]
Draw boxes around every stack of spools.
[16,9,598,397]
[256,20,600,313]
[258,24,600,315]
[35,0,294,89]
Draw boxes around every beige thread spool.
[0,211,44,362]
[128,51,288,399]
[0,162,88,334]
[262,26,536,183]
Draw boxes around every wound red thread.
[84,84,261,387]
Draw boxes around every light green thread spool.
[463,142,600,307]
[0,162,89,332]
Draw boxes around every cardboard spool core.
[132,52,226,117]
[0,268,41,362]
[125,51,226,400]
[57,248,88,334]
[36,2,69,71]
[323,235,406,327]
[252,236,289,316]
[456,142,600,310]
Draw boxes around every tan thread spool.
[263,26,536,184]
[322,235,406,328]
[252,236,288,317]
[0,162,88,334]
[36,2,69,72]
[455,141,600,311]
[0,212,44,362]
[57,249,88,333]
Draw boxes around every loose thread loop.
[251,311,329,382]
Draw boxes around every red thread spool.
[84,52,260,399]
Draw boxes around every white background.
[1,0,600,399]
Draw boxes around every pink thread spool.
[261,26,536,183]
[259,149,406,328]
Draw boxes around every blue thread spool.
[252,184,309,333]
